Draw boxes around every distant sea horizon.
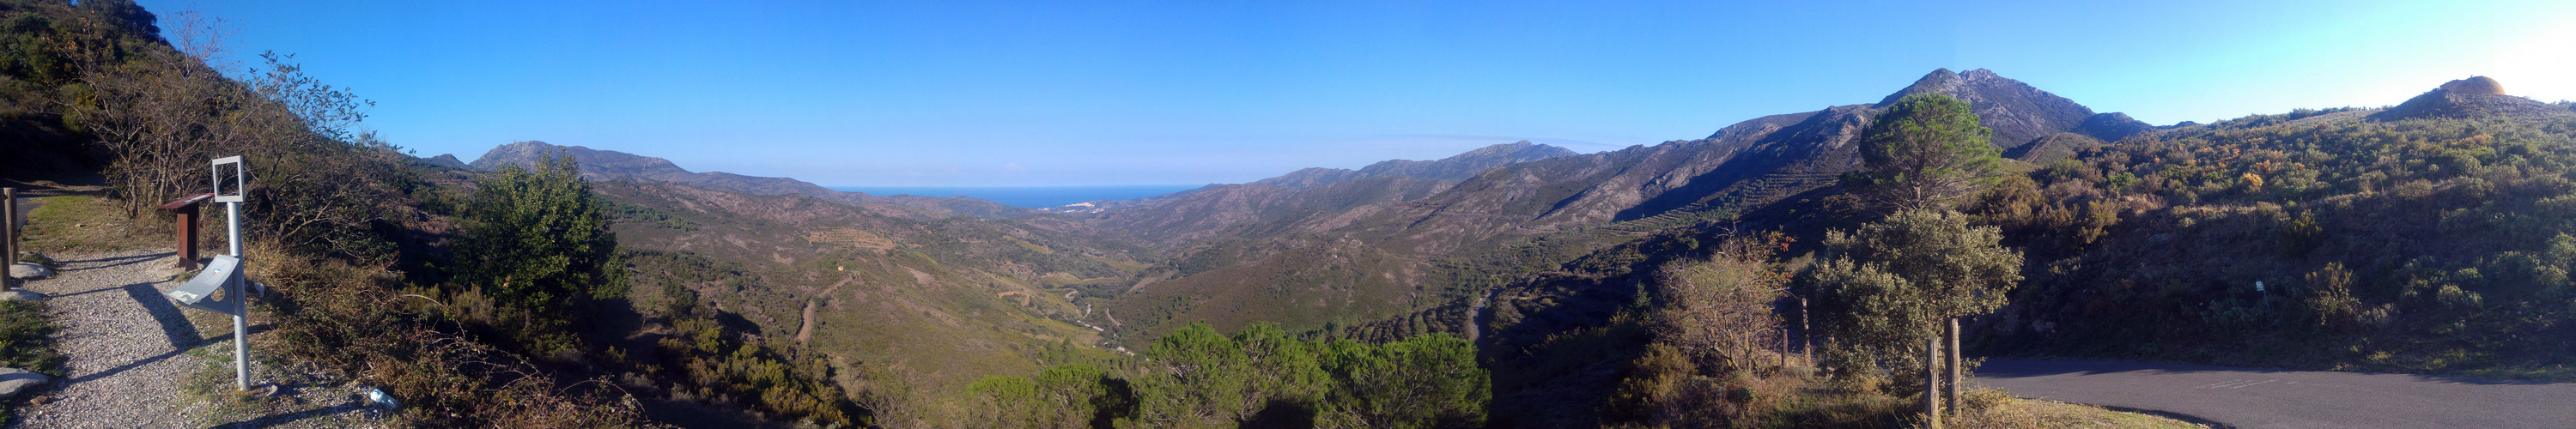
[826,184,1206,208]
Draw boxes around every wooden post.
[2,187,13,292]
[173,206,197,270]
[1801,297,1812,364]
[1926,335,1942,429]
[159,194,212,271]
[1947,317,1963,414]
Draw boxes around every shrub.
[1651,233,1790,375]
[450,152,621,313]
[1811,209,2021,395]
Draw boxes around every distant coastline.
[826,184,1204,208]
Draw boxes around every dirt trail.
[797,276,856,343]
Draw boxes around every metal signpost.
[167,156,251,391]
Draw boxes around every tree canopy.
[1811,208,2021,393]
[453,153,620,313]
[1855,94,2004,211]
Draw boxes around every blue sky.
[147,0,2576,186]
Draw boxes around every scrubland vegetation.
[2,0,2569,426]
[1971,109,2576,379]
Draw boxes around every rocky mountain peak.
[1869,68,2135,148]
[2439,76,2506,95]
[470,141,684,180]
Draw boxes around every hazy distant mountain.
[1248,141,1579,189]
[422,154,472,170]
[469,141,1031,219]
[1053,142,1579,244]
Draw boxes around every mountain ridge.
[465,141,1034,219]
[1248,141,1580,189]
[1102,68,2142,346]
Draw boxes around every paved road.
[1975,360,2576,429]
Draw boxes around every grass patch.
[19,195,161,253]
[0,300,63,422]
[1955,388,2206,428]
[178,341,275,426]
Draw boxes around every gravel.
[10,249,380,428]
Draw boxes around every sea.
[825,184,1205,208]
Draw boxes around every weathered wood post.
[1947,317,1963,414]
[1801,296,1812,365]
[2,187,13,291]
[159,194,214,271]
[1926,335,1942,429]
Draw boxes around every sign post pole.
[211,155,248,391]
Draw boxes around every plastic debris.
[363,386,398,409]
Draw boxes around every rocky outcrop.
[2369,76,2572,123]
[2439,76,2506,95]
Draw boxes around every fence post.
[2,187,13,291]
[1947,317,1963,414]
[1926,335,1942,429]
[1801,297,1812,364]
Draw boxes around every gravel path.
[15,249,218,428]
[11,249,379,428]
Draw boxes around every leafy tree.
[1854,94,2004,210]
[1133,322,1331,426]
[1318,334,1488,428]
[453,153,620,313]
[1032,363,1117,428]
[1812,208,2020,394]
[1115,323,1486,428]
[1133,323,1262,426]
[1651,233,1789,375]
[967,375,1042,427]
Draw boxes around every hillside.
[467,141,1033,219]
[1967,79,2576,379]
[1101,69,2153,347]
[585,179,1148,422]
[2366,76,2574,122]
[1042,141,1576,219]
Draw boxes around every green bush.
[451,153,621,313]
[1811,209,2021,395]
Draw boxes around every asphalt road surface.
[1975,360,2576,429]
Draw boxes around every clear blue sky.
[146,0,2576,186]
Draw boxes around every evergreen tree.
[453,152,620,313]
[1855,94,2003,210]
